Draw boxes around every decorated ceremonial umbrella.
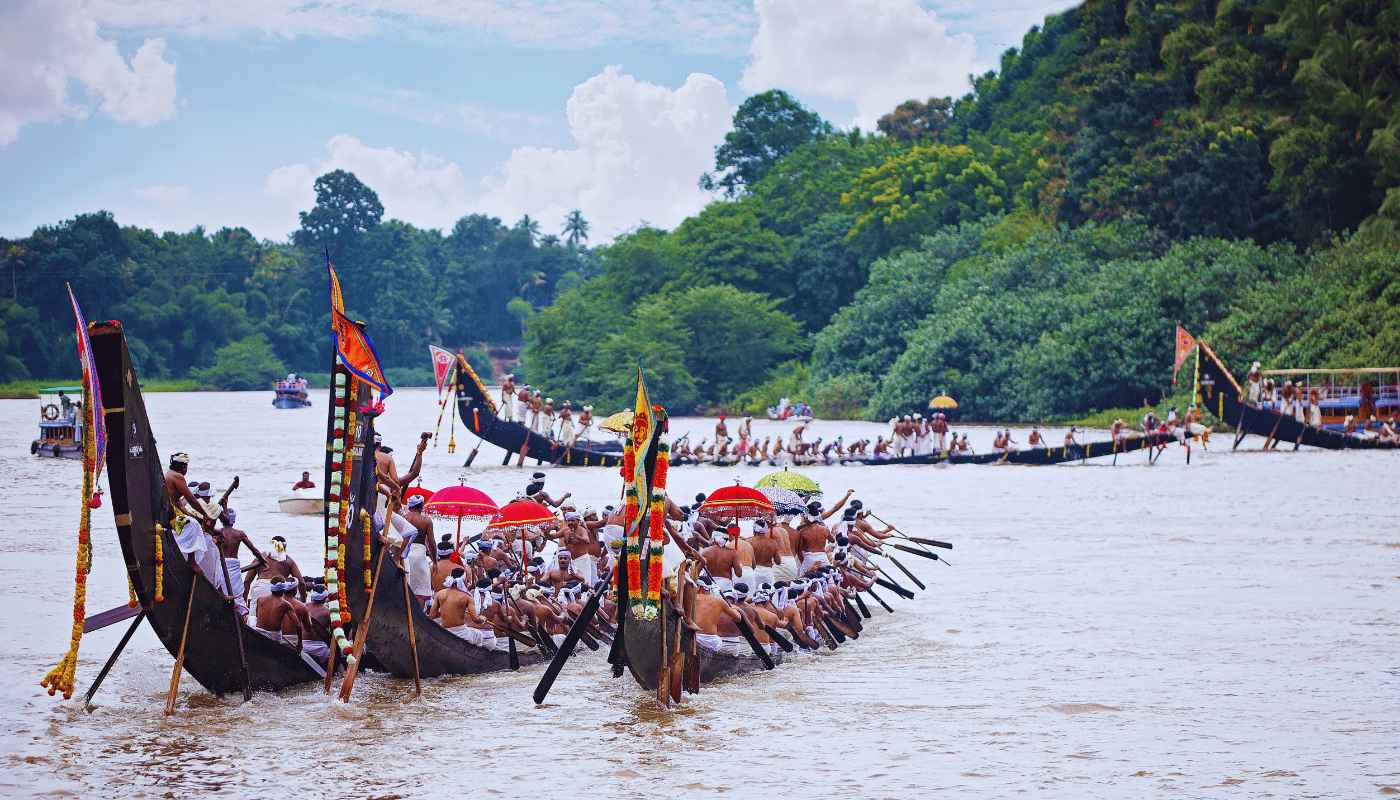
[599,410,634,434]
[758,486,806,516]
[403,485,435,507]
[699,483,775,521]
[425,482,498,548]
[754,467,822,499]
[929,394,959,410]
[487,498,558,564]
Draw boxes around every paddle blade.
[762,624,795,653]
[892,543,941,561]
[733,617,775,669]
[907,537,953,550]
[532,584,603,704]
[874,577,916,600]
[886,554,927,590]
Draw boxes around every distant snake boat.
[91,321,324,695]
[1196,341,1399,451]
[335,376,547,679]
[451,356,624,468]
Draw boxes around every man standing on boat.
[163,452,222,586]
[500,374,517,421]
[714,414,729,453]
[575,405,594,445]
[251,536,305,613]
[400,494,436,605]
[1246,362,1263,404]
[215,509,263,617]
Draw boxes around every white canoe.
[278,493,324,515]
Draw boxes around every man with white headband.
[431,534,461,591]
[162,452,223,587]
[304,583,334,664]
[429,568,497,649]
[558,509,599,585]
[399,493,435,605]
[252,535,305,614]
[213,508,263,617]
[770,514,801,581]
[373,429,429,500]
[690,581,747,657]
[252,578,306,650]
[699,526,741,592]
[749,519,780,589]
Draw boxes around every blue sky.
[1,0,1075,242]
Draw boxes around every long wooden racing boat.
[339,403,545,678]
[672,430,1176,467]
[1197,341,1399,451]
[452,356,624,468]
[90,321,323,694]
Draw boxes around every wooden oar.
[873,577,918,599]
[883,553,926,590]
[851,593,872,619]
[337,540,391,702]
[733,615,775,669]
[868,513,952,550]
[216,556,253,703]
[82,603,141,634]
[164,572,198,715]
[82,610,145,711]
[399,571,421,697]
[762,624,795,652]
[865,586,893,613]
[533,580,607,704]
[891,542,940,562]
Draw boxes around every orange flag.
[328,255,392,397]
[1172,324,1197,383]
[429,344,454,393]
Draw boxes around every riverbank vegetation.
[4,0,1397,417]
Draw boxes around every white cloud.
[741,0,979,129]
[0,0,177,145]
[264,67,731,242]
[477,66,732,239]
[133,182,191,204]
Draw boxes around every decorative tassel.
[153,523,165,603]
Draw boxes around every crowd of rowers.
[369,438,911,659]
[159,432,919,666]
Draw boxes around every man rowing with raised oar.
[163,453,224,589]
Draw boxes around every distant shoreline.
[0,379,436,399]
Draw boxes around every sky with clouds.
[1,0,1076,243]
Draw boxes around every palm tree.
[562,209,590,248]
[514,214,541,244]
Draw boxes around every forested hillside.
[4,0,1396,415]
[524,0,1400,418]
[0,171,591,388]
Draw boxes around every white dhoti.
[501,395,515,421]
[799,551,829,574]
[773,555,799,581]
[447,624,497,649]
[249,578,272,615]
[695,633,723,652]
[220,557,248,616]
[302,640,330,664]
[712,575,734,592]
[558,420,574,444]
[571,553,599,585]
[719,636,748,657]
[405,543,432,598]
[753,565,775,588]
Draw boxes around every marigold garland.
[361,510,372,589]
[153,523,165,603]
[40,390,96,700]
[127,573,138,608]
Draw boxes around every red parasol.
[403,485,435,507]
[486,499,557,531]
[424,484,497,520]
[699,484,774,520]
[424,483,498,549]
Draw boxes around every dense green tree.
[292,170,383,255]
[669,201,790,294]
[877,97,954,143]
[700,90,833,197]
[191,334,286,390]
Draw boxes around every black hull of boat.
[674,432,1176,467]
[341,414,545,678]
[452,359,624,468]
[90,323,322,695]
[621,600,778,692]
[1196,343,1400,451]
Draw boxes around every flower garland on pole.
[152,524,165,603]
[39,383,97,699]
[643,409,670,614]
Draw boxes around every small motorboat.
[277,489,324,515]
[30,386,84,459]
[273,374,311,408]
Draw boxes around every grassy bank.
[0,378,204,399]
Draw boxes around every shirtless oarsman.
[699,529,742,591]
[430,568,497,648]
[399,493,436,604]
[163,452,224,590]
[214,508,263,616]
[252,535,305,615]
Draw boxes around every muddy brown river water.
[2,388,1397,798]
